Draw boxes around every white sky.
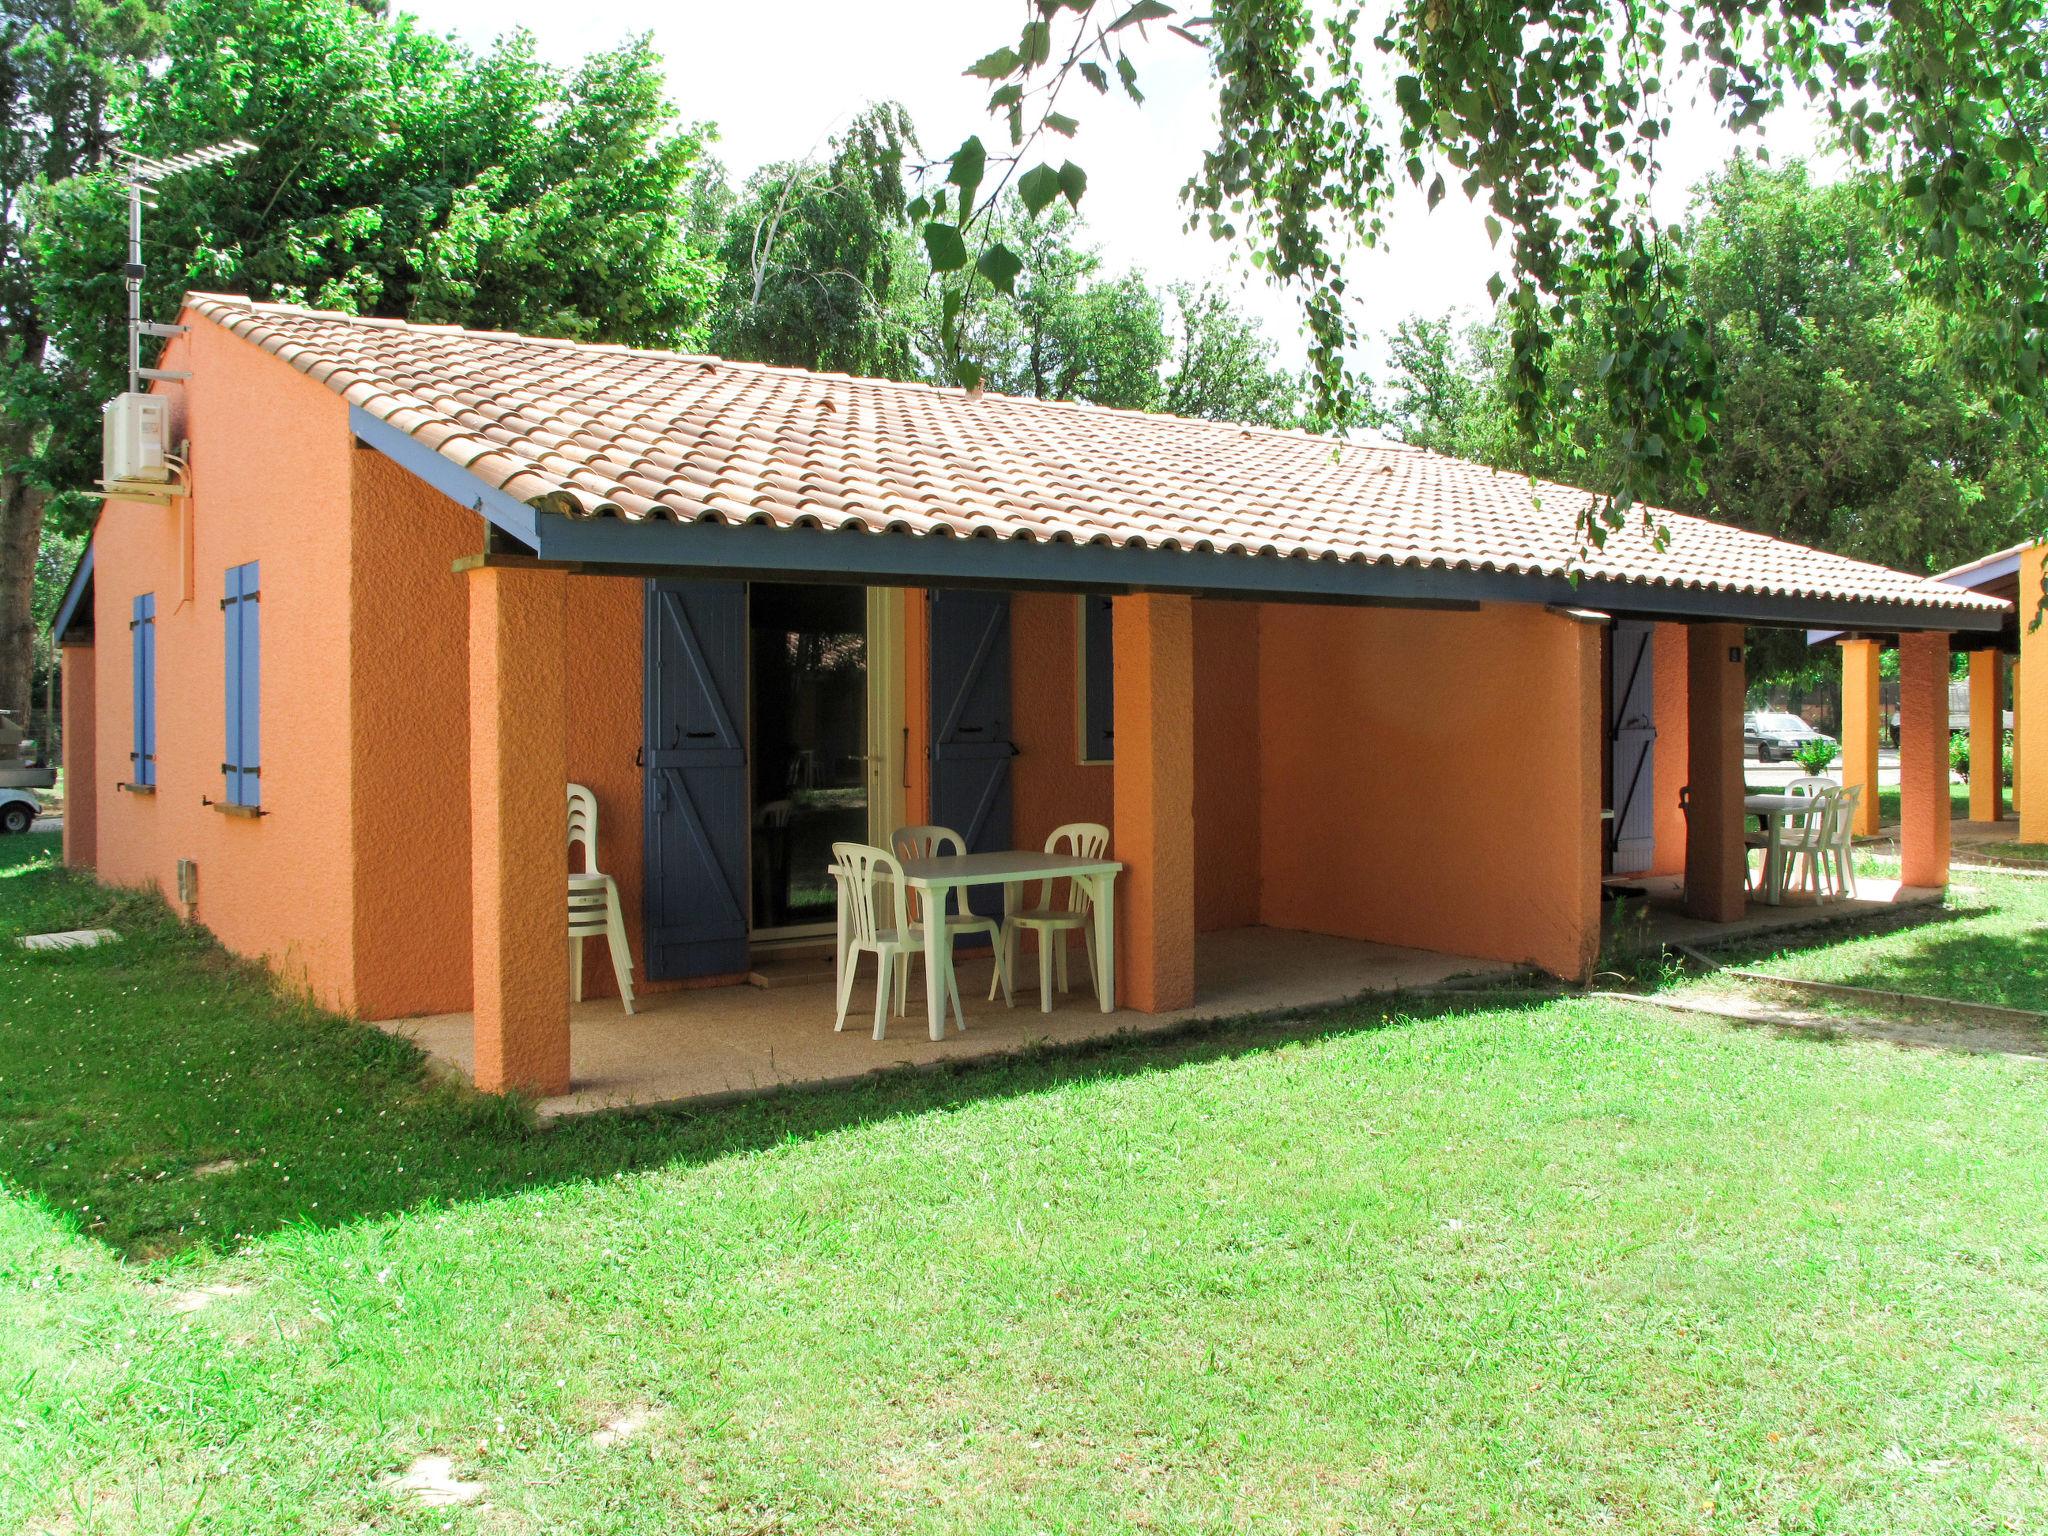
[401,0,1833,375]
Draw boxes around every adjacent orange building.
[51,296,2007,1096]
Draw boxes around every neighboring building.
[1933,542,2043,833]
[50,296,2007,1096]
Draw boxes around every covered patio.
[384,926,1509,1117]
[383,870,1949,1118]
[136,297,2007,1110]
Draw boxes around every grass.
[1700,859,2048,1013]
[7,833,2048,1533]
[1871,782,1973,824]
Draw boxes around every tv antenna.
[113,138,256,391]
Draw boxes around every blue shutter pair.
[1081,593,1114,763]
[222,562,261,806]
[130,594,156,787]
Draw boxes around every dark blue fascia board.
[350,406,542,551]
[525,513,2004,632]
[50,542,93,645]
[351,402,2003,634]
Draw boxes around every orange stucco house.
[50,295,2007,1097]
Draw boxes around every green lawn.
[1872,782,1973,824]
[7,832,2048,1533]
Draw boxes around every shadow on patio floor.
[4,838,1568,1261]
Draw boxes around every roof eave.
[49,542,93,645]
[349,405,2004,635]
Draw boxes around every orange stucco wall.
[1193,601,1261,931]
[59,641,96,869]
[1010,592,1113,851]
[87,313,360,1009]
[1649,621,1689,877]
[347,447,474,1017]
[1257,601,1603,980]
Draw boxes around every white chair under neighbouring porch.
[567,782,636,1014]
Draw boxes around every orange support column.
[468,563,571,1096]
[1111,592,1195,1013]
[1683,623,1747,922]
[59,640,96,869]
[1898,629,1953,890]
[1968,649,2003,823]
[2021,544,2048,845]
[1838,637,1882,838]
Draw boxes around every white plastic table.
[1745,793,1819,905]
[836,850,1123,1042]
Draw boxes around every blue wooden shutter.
[1081,593,1114,762]
[223,562,261,806]
[930,589,1014,929]
[1608,619,1656,875]
[130,593,155,787]
[643,579,750,979]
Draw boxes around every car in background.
[1744,710,1836,762]
[0,709,52,833]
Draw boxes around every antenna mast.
[113,139,256,391]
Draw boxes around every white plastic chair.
[998,823,1109,1014]
[890,825,1011,1006]
[1829,782,1862,898]
[567,783,635,1013]
[832,842,964,1041]
[1784,774,1838,797]
[1778,786,1839,903]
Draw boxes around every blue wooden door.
[644,579,750,979]
[929,589,1013,928]
[1607,619,1656,875]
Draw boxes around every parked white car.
[1744,710,1837,763]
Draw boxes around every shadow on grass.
[1,835,1562,1263]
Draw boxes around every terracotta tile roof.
[186,293,2007,616]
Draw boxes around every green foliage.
[1160,280,1302,425]
[1950,729,2014,788]
[936,0,2048,550]
[1380,157,2043,675]
[709,102,923,379]
[918,200,1169,410]
[27,0,723,530]
[0,0,168,721]
[1792,736,1839,775]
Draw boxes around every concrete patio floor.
[381,880,1953,1119]
[1610,873,1944,952]
[383,926,1510,1119]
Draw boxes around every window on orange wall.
[129,593,155,787]
[1077,593,1114,764]
[222,562,260,806]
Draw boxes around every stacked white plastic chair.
[567,783,636,1014]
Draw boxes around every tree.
[9,0,722,712]
[32,0,721,430]
[1380,156,2041,673]
[1160,280,1301,426]
[710,103,922,379]
[920,0,2048,548]
[916,200,1166,410]
[0,0,164,726]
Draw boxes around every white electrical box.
[102,392,170,485]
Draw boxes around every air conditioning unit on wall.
[103,391,170,485]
